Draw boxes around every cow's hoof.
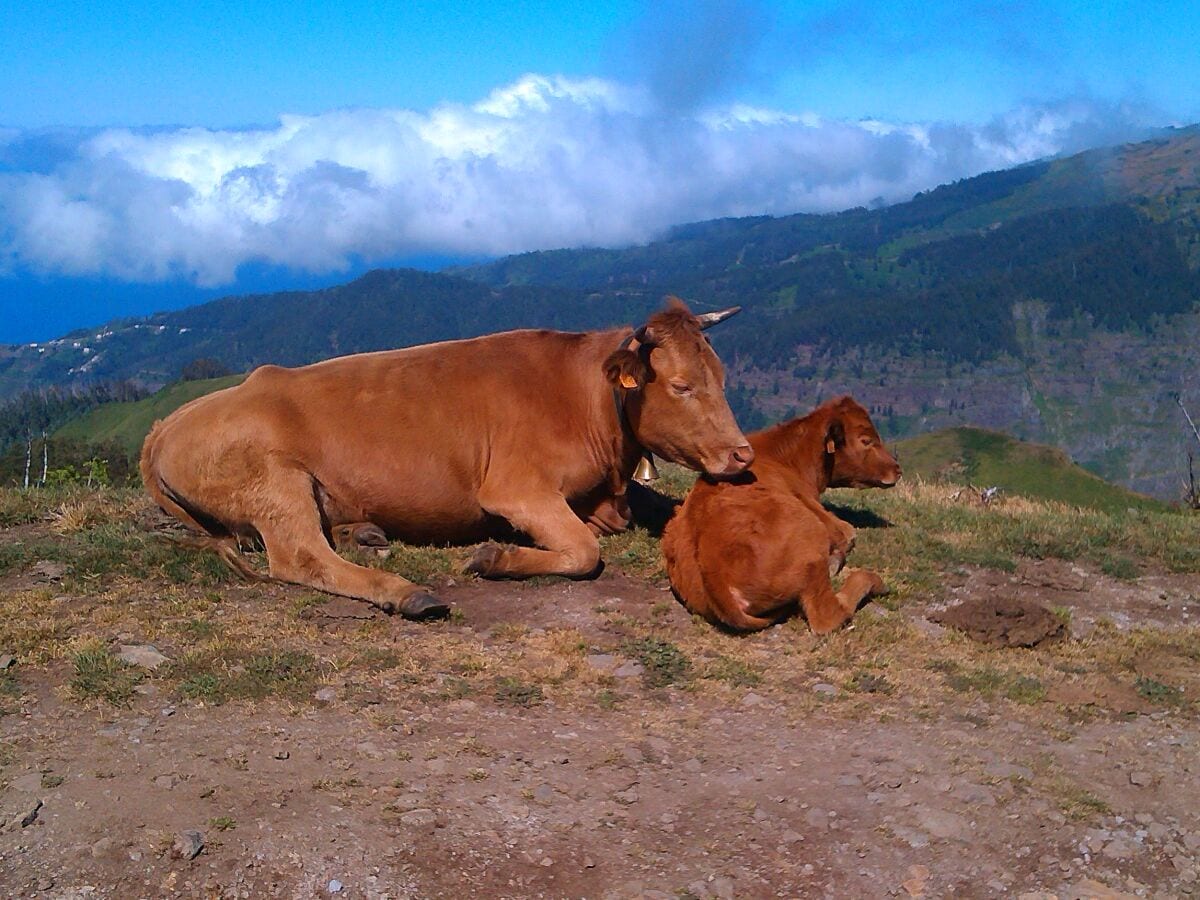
[464,542,505,578]
[828,549,847,578]
[354,524,389,548]
[399,592,451,621]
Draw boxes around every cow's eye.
[671,381,693,396]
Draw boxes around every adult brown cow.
[662,396,900,634]
[141,298,752,619]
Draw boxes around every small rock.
[984,762,1034,782]
[328,880,343,894]
[910,618,947,638]
[902,864,931,897]
[91,837,115,858]
[160,706,176,717]
[812,682,838,696]
[711,876,735,899]
[539,857,554,867]
[399,808,437,827]
[613,661,645,679]
[153,774,177,789]
[35,877,54,892]
[117,644,169,669]
[1129,770,1152,787]
[9,772,43,793]
[741,692,764,707]
[585,654,618,674]
[171,829,204,860]
[133,684,159,696]
[0,653,14,670]
[30,560,68,581]
[2,797,43,832]
[534,783,555,803]
[915,806,970,841]
[274,749,290,760]
[1101,836,1137,860]
[314,687,337,702]
[805,808,830,828]
[584,857,596,868]
[614,788,639,805]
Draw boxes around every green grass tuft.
[621,636,691,687]
[493,676,544,707]
[70,643,143,705]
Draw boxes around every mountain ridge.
[3,126,1200,499]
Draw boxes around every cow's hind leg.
[466,489,601,579]
[256,471,448,620]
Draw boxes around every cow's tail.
[140,419,267,583]
[709,586,778,632]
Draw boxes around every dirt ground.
[2,503,1199,898]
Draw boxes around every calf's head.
[823,396,902,488]
[604,297,753,477]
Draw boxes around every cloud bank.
[0,76,1158,286]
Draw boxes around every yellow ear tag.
[826,440,836,454]
[619,373,638,389]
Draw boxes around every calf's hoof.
[828,549,847,577]
[398,592,451,621]
[464,542,505,578]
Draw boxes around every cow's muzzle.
[716,444,755,476]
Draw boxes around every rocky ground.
[1,486,1198,898]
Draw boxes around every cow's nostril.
[732,445,755,466]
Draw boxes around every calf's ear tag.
[826,440,836,454]
[619,373,639,390]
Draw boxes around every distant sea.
[1,254,477,344]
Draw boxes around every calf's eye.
[671,382,693,395]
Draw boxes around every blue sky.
[1,0,1197,341]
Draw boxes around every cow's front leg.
[798,496,855,576]
[466,489,601,579]
[826,517,856,577]
[583,494,632,537]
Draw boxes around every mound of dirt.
[931,596,1066,647]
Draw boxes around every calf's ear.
[604,348,651,390]
[824,418,845,454]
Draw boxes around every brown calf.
[661,396,900,633]
[141,298,751,618]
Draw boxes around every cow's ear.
[824,418,845,454]
[604,348,650,390]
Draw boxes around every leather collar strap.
[610,332,657,483]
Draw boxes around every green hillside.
[894,427,1170,514]
[55,375,244,455]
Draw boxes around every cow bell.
[633,453,659,484]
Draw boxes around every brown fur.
[661,396,901,634]
[141,298,751,615]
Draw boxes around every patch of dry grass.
[1,483,1197,730]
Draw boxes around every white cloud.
[0,76,1158,285]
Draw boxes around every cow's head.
[823,396,902,488]
[604,297,753,477]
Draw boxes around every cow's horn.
[696,306,742,330]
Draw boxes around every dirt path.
[2,561,1199,899]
